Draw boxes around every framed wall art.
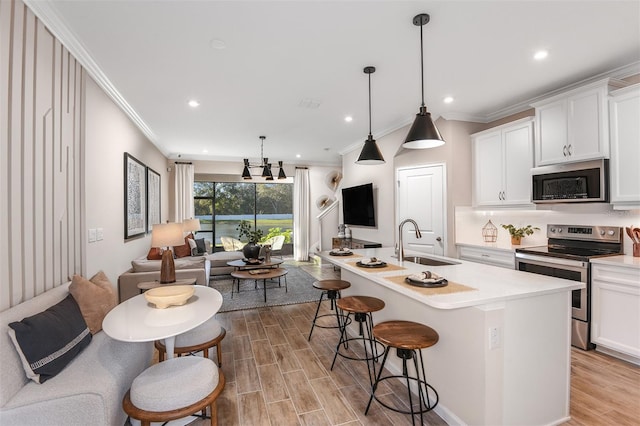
[147,167,161,232]
[124,153,147,239]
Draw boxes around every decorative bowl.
[144,285,195,309]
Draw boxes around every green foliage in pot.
[236,220,263,244]
[501,224,540,238]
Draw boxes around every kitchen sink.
[402,256,460,266]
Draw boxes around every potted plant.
[501,224,540,245]
[236,220,263,259]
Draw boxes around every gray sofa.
[0,282,152,426]
[117,256,211,302]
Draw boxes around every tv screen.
[342,183,376,227]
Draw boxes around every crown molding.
[23,0,159,150]
[484,61,640,122]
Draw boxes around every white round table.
[103,285,223,359]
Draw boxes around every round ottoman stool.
[123,356,225,426]
[155,317,226,366]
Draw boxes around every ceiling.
[30,1,640,166]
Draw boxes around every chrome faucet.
[397,219,422,260]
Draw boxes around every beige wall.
[342,118,483,257]
[83,76,169,284]
[1,1,84,310]
[0,0,169,310]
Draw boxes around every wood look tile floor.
[166,261,640,426]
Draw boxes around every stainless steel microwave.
[532,159,609,203]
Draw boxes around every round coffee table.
[227,259,284,270]
[230,268,288,302]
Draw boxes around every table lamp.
[151,222,185,283]
[182,218,201,238]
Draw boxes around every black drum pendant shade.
[403,13,445,149]
[356,66,385,165]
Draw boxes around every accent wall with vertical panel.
[0,0,84,310]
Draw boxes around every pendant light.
[356,66,385,165]
[403,13,445,149]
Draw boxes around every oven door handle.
[515,252,588,269]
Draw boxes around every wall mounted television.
[342,183,376,227]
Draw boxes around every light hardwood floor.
[172,261,640,425]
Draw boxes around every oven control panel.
[547,225,621,242]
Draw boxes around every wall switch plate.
[489,326,501,350]
[96,228,104,241]
[88,228,97,243]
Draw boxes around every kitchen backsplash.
[455,204,640,254]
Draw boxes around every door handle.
[567,144,572,156]
[436,237,442,242]
[563,145,567,156]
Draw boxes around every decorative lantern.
[482,220,498,243]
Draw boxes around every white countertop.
[590,255,640,268]
[319,247,584,310]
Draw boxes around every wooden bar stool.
[308,279,351,341]
[330,295,385,387]
[155,317,225,367]
[123,356,225,426]
[365,320,439,426]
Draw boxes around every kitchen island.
[318,247,584,426]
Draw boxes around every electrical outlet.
[88,228,97,243]
[489,326,501,350]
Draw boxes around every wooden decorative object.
[160,249,177,283]
[144,285,194,309]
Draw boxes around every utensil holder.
[633,243,640,258]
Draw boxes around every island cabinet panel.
[339,268,572,426]
[591,262,640,364]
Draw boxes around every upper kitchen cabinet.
[532,78,629,166]
[609,84,640,209]
[472,118,534,207]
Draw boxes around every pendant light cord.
[368,72,373,136]
[420,22,425,108]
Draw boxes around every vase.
[511,236,522,245]
[242,242,261,259]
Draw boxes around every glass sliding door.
[214,182,255,251]
[194,180,293,252]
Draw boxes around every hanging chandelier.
[241,136,286,180]
[403,13,445,149]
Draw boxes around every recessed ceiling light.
[188,100,200,108]
[296,154,301,158]
[443,96,454,104]
[202,149,208,153]
[210,39,226,50]
[534,50,548,60]
[344,116,353,122]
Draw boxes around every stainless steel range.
[515,225,623,350]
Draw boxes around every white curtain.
[293,168,310,261]
[174,163,194,223]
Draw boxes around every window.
[194,181,293,251]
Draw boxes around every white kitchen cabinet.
[591,261,640,364]
[532,78,628,166]
[609,84,640,209]
[472,118,533,207]
[457,245,514,269]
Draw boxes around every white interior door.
[397,164,445,256]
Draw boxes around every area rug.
[211,265,319,312]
